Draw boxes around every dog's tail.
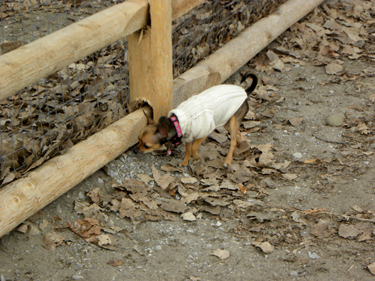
[241,73,258,96]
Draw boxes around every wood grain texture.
[129,0,173,121]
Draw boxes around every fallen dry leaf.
[325,62,344,75]
[303,158,317,164]
[181,211,196,221]
[161,199,189,213]
[43,232,65,252]
[311,220,336,238]
[17,223,29,234]
[181,177,198,184]
[97,234,112,246]
[289,117,304,127]
[137,173,153,184]
[86,187,103,204]
[152,164,176,189]
[338,224,362,238]
[291,211,307,225]
[208,131,227,144]
[368,262,375,275]
[252,241,274,254]
[67,217,101,238]
[160,164,182,173]
[39,219,49,232]
[238,183,246,195]
[282,174,297,180]
[211,249,230,260]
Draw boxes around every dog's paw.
[223,160,231,168]
[179,160,189,167]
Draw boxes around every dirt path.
[1,0,375,280]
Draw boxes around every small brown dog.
[133,73,258,167]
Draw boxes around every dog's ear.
[143,110,154,125]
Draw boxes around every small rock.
[206,243,213,249]
[155,245,162,251]
[1,275,5,281]
[290,271,298,277]
[55,204,62,214]
[97,178,104,184]
[78,191,86,200]
[293,152,302,159]
[326,113,344,126]
[72,275,84,280]
[308,251,320,259]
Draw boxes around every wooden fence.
[0,0,324,238]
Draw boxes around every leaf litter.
[9,1,375,277]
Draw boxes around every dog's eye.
[144,144,150,149]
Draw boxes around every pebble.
[97,178,104,184]
[78,191,86,200]
[293,152,302,159]
[55,204,62,214]
[72,275,84,280]
[326,113,344,126]
[289,271,298,277]
[155,245,162,251]
[308,251,320,259]
[0,275,5,281]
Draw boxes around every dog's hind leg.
[224,116,243,167]
[192,137,206,160]
[179,142,192,166]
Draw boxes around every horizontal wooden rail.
[173,0,325,106]
[0,0,205,102]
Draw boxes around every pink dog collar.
[167,116,183,155]
[169,116,183,139]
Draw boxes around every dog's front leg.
[179,142,192,166]
[192,137,206,160]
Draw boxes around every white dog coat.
[168,85,247,143]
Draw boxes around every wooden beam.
[0,0,204,102]
[0,107,151,238]
[173,0,325,107]
[129,0,173,121]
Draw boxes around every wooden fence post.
[128,0,173,122]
